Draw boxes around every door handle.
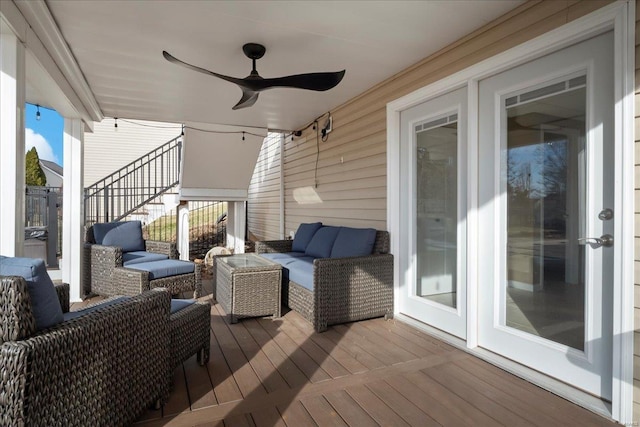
[578,234,613,248]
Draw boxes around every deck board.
[135,279,617,426]
[257,315,333,383]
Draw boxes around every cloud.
[25,128,59,164]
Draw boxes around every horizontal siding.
[84,117,181,186]
[283,0,612,235]
[248,133,282,241]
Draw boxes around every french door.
[398,87,467,339]
[477,32,614,399]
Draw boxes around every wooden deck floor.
[74,280,616,426]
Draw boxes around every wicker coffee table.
[215,253,282,323]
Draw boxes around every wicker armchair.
[84,224,178,297]
[255,230,394,332]
[0,276,171,426]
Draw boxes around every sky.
[25,103,64,167]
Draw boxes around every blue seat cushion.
[292,222,322,252]
[127,259,195,280]
[63,296,128,322]
[330,227,377,258]
[285,258,315,291]
[305,226,340,258]
[123,251,169,266]
[0,257,63,330]
[93,221,145,252]
[170,299,195,314]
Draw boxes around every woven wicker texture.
[255,231,393,332]
[84,224,179,297]
[254,240,293,253]
[215,255,281,323]
[170,301,211,370]
[0,277,171,426]
[113,263,202,298]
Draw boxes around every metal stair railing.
[84,136,181,225]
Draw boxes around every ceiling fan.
[163,43,346,110]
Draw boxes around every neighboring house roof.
[39,159,63,188]
[39,159,63,177]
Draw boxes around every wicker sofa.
[0,275,172,426]
[255,225,393,332]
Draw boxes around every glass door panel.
[505,84,586,350]
[416,119,458,308]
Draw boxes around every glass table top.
[218,253,275,269]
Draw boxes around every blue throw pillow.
[0,257,63,330]
[292,222,322,252]
[330,227,377,258]
[305,226,340,258]
[95,221,145,252]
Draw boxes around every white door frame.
[398,87,468,339]
[386,1,634,423]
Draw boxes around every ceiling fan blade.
[232,90,259,110]
[244,70,346,92]
[163,50,246,87]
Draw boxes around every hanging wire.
[108,117,267,138]
[314,121,320,188]
[118,118,182,129]
[184,125,266,138]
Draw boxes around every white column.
[61,118,84,301]
[226,201,246,254]
[0,30,26,256]
[176,202,190,260]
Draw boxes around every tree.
[25,147,47,186]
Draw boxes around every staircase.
[84,136,182,225]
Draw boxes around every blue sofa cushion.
[258,252,306,262]
[170,299,195,314]
[0,257,63,330]
[127,259,194,280]
[63,296,128,322]
[286,258,315,291]
[94,221,145,252]
[330,227,377,258]
[292,222,322,252]
[305,226,340,258]
[123,251,169,266]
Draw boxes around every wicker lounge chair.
[0,276,172,426]
[85,221,178,296]
[255,230,393,332]
[85,221,202,299]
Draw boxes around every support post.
[61,118,84,301]
[47,191,59,268]
[0,28,26,256]
[226,201,246,254]
[176,201,189,260]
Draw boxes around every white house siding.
[248,133,283,241]
[83,117,181,186]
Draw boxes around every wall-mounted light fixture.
[321,114,332,141]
